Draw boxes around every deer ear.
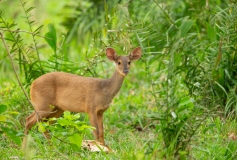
[106,48,118,61]
[129,47,142,61]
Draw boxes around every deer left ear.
[129,47,142,61]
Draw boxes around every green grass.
[2,96,237,160]
[192,118,237,159]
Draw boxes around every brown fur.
[23,47,142,147]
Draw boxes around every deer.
[22,47,142,149]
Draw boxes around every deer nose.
[123,69,129,74]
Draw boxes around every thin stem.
[0,28,50,39]
[0,31,40,118]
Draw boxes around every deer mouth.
[116,68,128,76]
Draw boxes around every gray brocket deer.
[23,47,142,148]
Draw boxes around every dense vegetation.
[1,0,237,159]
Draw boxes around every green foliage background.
[1,0,237,159]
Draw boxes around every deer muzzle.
[123,69,129,75]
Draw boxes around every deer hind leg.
[24,107,63,136]
[24,112,37,135]
[22,110,51,150]
[22,112,38,150]
[24,110,50,134]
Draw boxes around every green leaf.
[179,19,194,37]
[57,118,71,126]
[9,134,21,146]
[25,7,35,14]
[68,133,82,148]
[63,111,73,120]
[34,25,44,34]
[44,23,57,53]
[8,111,20,115]
[72,113,81,120]
[38,122,46,133]
[1,127,21,145]
[75,124,94,131]
[206,22,217,41]
[0,115,7,122]
[0,105,7,114]
[4,38,15,42]
[178,97,194,108]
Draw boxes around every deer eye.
[128,61,131,65]
[118,62,121,65]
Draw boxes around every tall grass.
[112,0,237,158]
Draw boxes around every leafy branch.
[20,0,44,73]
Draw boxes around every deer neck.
[106,69,125,97]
